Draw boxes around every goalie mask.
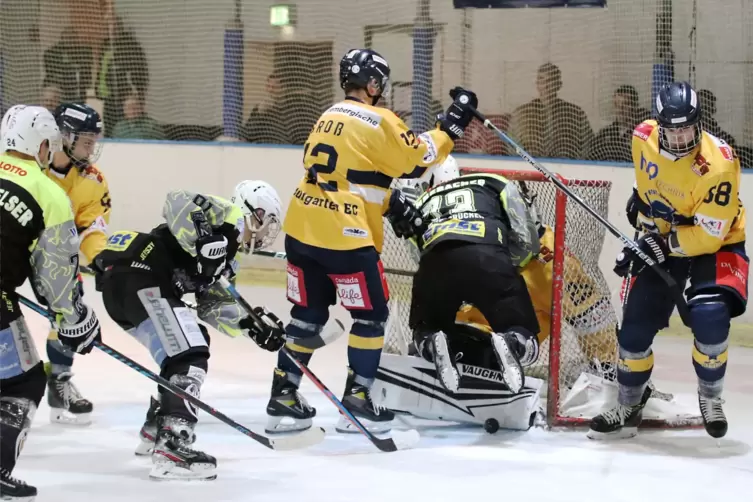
[655,81,702,157]
[231,180,282,253]
[53,103,103,169]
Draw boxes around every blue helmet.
[655,81,702,156]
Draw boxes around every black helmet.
[53,103,103,168]
[655,81,702,156]
[339,49,391,105]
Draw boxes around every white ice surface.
[13,278,753,502]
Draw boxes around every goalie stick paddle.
[218,277,420,452]
[252,249,414,278]
[468,107,692,327]
[17,294,324,452]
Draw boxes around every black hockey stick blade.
[218,278,420,452]
[468,107,691,327]
[17,294,324,452]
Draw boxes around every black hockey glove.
[614,233,669,277]
[57,305,102,355]
[436,87,479,140]
[195,234,228,286]
[385,189,426,239]
[240,307,286,352]
[625,189,640,229]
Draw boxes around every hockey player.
[0,106,101,500]
[92,181,286,480]
[589,81,748,440]
[269,47,477,435]
[41,103,109,425]
[407,170,541,395]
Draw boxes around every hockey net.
[381,167,699,428]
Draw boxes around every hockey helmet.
[655,81,702,157]
[1,105,62,168]
[231,180,283,253]
[429,155,460,187]
[53,103,103,168]
[339,49,391,105]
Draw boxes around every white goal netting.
[1,0,750,166]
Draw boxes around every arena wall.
[100,140,753,325]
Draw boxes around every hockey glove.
[57,305,102,354]
[615,234,669,277]
[240,307,286,352]
[196,234,228,286]
[436,87,479,140]
[386,189,426,239]
[625,189,640,229]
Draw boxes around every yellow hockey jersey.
[283,97,454,253]
[631,120,745,257]
[46,164,111,264]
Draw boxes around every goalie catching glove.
[386,189,425,239]
[614,233,669,277]
[239,307,286,352]
[56,305,102,354]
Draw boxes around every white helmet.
[231,180,283,253]
[429,154,460,187]
[1,105,62,167]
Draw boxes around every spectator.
[241,74,287,143]
[587,85,650,162]
[698,89,737,147]
[111,91,165,140]
[509,63,593,159]
[43,0,148,137]
[40,83,62,112]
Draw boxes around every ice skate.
[150,417,216,481]
[336,368,394,434]
[699,394,727,439]
[588,384,652,439]
[490,332,525,393]
[430,331,459,393]
[47,369,93,426]
[0,468,36,501]
[135,396,162,456]
[265,369,316,434]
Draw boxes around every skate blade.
[49,408,92,426]
[149,464,217,481]
[265,416,313,434]
[335,415,392,434]
[491,334,524,393]
[586,426,638,440]
[0,495,35,501]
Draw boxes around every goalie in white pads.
[376,160,543,431]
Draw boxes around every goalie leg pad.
[374,353,542,431]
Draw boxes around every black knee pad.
[1,362,46,407]
[160,349,209,382]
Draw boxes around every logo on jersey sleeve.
[694,213,727,238]
[633,122,654,141]
[692,153,710,177]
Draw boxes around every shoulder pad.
[707,133,736,162]
[632,122,654,142]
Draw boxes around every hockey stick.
[183,299,346,350]
[468,108,692,327]
[251,249,415,278]
[218,277,420,452]
[17,294,324,452]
